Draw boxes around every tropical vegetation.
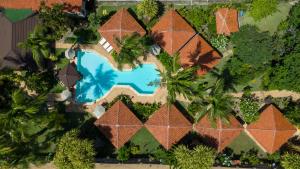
[137,0,159,21]
[250,0,278,21]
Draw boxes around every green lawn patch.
[3,8,33,22]
[239,2,292,34]
[227,131,266,157]
[130,127,160,154]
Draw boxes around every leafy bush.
[210,35,229,51]
[133,102,160,122]
[250,0,278,21]
[240,149,261,166]
[21,71,57,94]
[53,129,95,169]
[281,153,300,169]
[284,104,300,127]
[152,148,175,165]
[116,146,131,162]
[239,94,260,124]
[173,145,216,169]
[137,0,158,21]
[157,52,180,73]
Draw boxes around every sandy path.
[230,90,300,101]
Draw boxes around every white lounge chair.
[106,46,113,53]
[99,37,106,45]
[103,42,110,49]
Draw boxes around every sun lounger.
[103,42,110,49]
[106,46,113,53]
[99,37,106,45]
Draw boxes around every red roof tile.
[215,8,239,35]
[179,34,221,75]
[246,104,297,153]
[151,10,196,55]
[145,104,192,150]
[0,0,82,12]
[98,8,146,53]
[195,115,243,152]
[94,101,143,149]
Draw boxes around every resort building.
[0,13,38,69]
[151,10,221,75]
[98,8,146,53]
[194,115,243,152]
[215,8,239,35]
[246,104,297,154]
[0,0,87,16]
[145,104,192,150]
[94,101,143,149]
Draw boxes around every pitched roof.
[195,115,243,152]
[58,63,81,89]
[0,0,82,13]
[94,101,143,149]
[151,10,196,55]
[246,104,297,153]
[178,34,221,75]
[98,8,146,53]
[0,13,38,69]
[215,8,239,35]
[145,104,192,150]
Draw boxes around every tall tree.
[137,0,159,21]
[151,54,198,103]
[54,129,95,169]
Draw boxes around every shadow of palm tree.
[76,57,117,102]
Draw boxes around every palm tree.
[114,33,152,69]
[150,54,198,103]
[193,79,234,124]
[19,26,52,69]
[137,0,159,22]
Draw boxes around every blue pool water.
[75,51,160,103]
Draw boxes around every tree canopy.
[250,0,278,21]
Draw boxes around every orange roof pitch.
[151,10,196,55]
[94,100,143,149]
[215,8,239,35]
[0,0,82,12]
[145,104,192,150]
[246,104,297,154]
[98,8,146,53]
[179,34,221,75]
[195,115,243,152]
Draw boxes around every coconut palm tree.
[193,79,234,124]
[150,54,198,103]
[114,33,152,69]
[19,26,52,69]
[137,0,159,22]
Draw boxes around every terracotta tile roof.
[151,10,196,55]
[246,104,297,153]
[0,0,82,12]
[215,8,239,35]
[94,100,143,149]
[98,8,146,53]
[179,34,221,75]
[195,115,243,152]
[145,104,192,150]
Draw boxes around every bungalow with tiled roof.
[94,101,143,149]
[145,104,192,150]
[194,115,243,152]
[246,104,297,154]
[151,10,221,75]
[0,0,87,16]
[215,8,239,36]
[98,8,146,53]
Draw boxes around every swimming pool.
[75,51,160,103]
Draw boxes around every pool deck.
[56,42,180,113]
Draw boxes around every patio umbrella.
[65,48,76,60]
[58,63,81,89]
[94,105,106,119]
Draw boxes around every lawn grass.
[239,2,292,35]
[130,127,161,154]
[227,131,266,157]
[3,8,33,22]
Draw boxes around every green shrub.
[239,94,260,124]
[240,149,261,166]
[53,129,95,169]
[173,145,216,169]
[250,0,278,21]
[117,146,131,162]
[210,35,229,51]
[133,102,160,121]
[284,105,300,127]
[281,153,300,169]
[137,0,158,21]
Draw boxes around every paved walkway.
[230,90,300,101]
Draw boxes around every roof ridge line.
[177,33,198,53]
